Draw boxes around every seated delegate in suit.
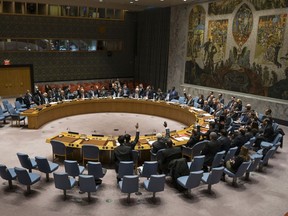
[124,123,140,150]
[253,118,275,150]
[201,132,222,171]
[218,129,231,153]
[185,129,200,148]
[230,128,249,155]
[114,135,133,173]
[151,121,170,154]
[158,139,182,175]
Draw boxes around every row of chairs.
[0,100,27,127]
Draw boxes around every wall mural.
[208,0,242,15]
[248,0,288,10]
[185,1,288,100]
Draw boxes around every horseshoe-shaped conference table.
[22,98,214,162]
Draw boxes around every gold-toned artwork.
[208,0,242,15]
[248,0,288,10]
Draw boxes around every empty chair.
[79,175,99,201]
[8,108,26,126]
[15,101,27,112]
[50,140,73,161]
[201,166,224,193]
[143,174,166,199]
[211,150,225,170]
[258,147,275,172]
[35,156,59,182]
[64,160,85,178]
[245,155,262,180]
[187,155,205,172]
[139,161,158,179]
[223,161,251,185]
[17,152,37,172]
[0,164,17,189]
[14,167,41,193]
[118,161,134,180]
[82,144,100,165]
[224,147,238,163]
[182,140,208,161]
[0,107,9,124]
[177,171,203,196]
[178,96,186,104]
[118,175,139,202]
[53,172,76,200]
[87,161,107,180]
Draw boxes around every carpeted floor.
[0,108,287,216]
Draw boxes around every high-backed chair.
[0,107,9,124]
[177,171,203,196]
[15,101,27,112]
[201,166,224,193]
[150,149,165,161]
[224,147,238,163]
[14,167,41,193]
[245,155,262,180]
[79,175,99,201]
[50,140,73,161]
[144,174,166,199]
[64,160,85,178]
[210,150,225,170]
[258,147,275,172]
[35,156,59,182]
[223,161,251,185]
[82,144,100,165]
[139,161,158,179]
[182,140,208,161]
[87,161,107,180]
[0,164,17,189]
[118,161,134,179]
[8,108,26,126]
[187,155,205,172]
[53,172,76,200]
[118,175,139,203]
[17,152,37,173]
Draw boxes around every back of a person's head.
[240,146,250,160]
[239,128,246,135]
[209,132,218,141]
[124,134,131,143]
[118,135,125,145]
[166,139,173,148]
[220,129,228,137]
[156,133,163,140]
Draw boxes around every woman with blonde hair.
[225,146,250,173]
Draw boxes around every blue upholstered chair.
[0,164,17,189]
[258,147,275,172]
[150,149,165,161]
[223,147,238,163]
[211,150,225,170]
[64,160,85,178]
[17,152,37,173]
[15,101,27,112]
[187,155,205,172]
[14,167,41,193]
[139,161,158,179]
[245,155,262,180]
[82,144,100,165]
[201,166,224,193]
[182,140,208,161]
[224,161,251,186]
[87,161,107,180]
[35,156,59,182]
[143,174,166,199]
[53,172,76,200]
[50,140,73,161]
[8,108,26,126]
[118,161,134,179]
[118,175,139,202]
[79,174,99,201]
[177,171,203,196]
[0,107,9,124]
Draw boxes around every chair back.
[8,107,17,115]
[272,134,282,146]
[120,175,139,193]
[249,137,256,145]
[50,140,66,155]
[118,161,134,178]
[192,140,208,157]
[179,97,186,104]
[189,155,205,172]
[247,155,262,172]
[79,175,97,193]
[156,149,165,161]
[211,150,225,169]
[87,162,105,179]
[64,160,82,177]
[53,172,74,190]
[82,144,99,161]
[17,152,34,170]
[141,161,158,178]
[224,147,238,162]
[15,101,22,110]
[146,174,166,192]
[206,166,224,185]
[261,147,275,165]
[14,167,32,185]
[186,170,203,189]
[35,156,50,173]
[234,161,251,177]
[0,164,13,180]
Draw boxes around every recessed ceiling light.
[130,1,133,3]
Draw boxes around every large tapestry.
[185,0,288,100]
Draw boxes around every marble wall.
[168,3,288,123]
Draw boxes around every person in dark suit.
[159,139,182,174]
[218,129,231,152]
[253,118,275,150]
[230,128,249,155]
[124,123,140,150]
[168,86,179,101]
[201,132,222,171]
[114,135,133,174]
[151,121,170,154]
[185,129,200,148]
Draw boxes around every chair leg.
[127,193,131,203]
[232,177,237,186]
[46,173,50,182]
[63,190,67,200]
[152,192,156,199]
[207,184,212,193]
[88,192,91,202]
[8,180,13,189]
[27,185,31,194]
[245,172,250,180]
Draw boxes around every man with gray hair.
[151,121,170,154]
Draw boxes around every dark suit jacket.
[152,128,170,154]
[218,136,231,152]
[114,145,133,172]
[201,140,222,166]
[186,135,200,148]
[125,131,140,150]
[159,147,182,174]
